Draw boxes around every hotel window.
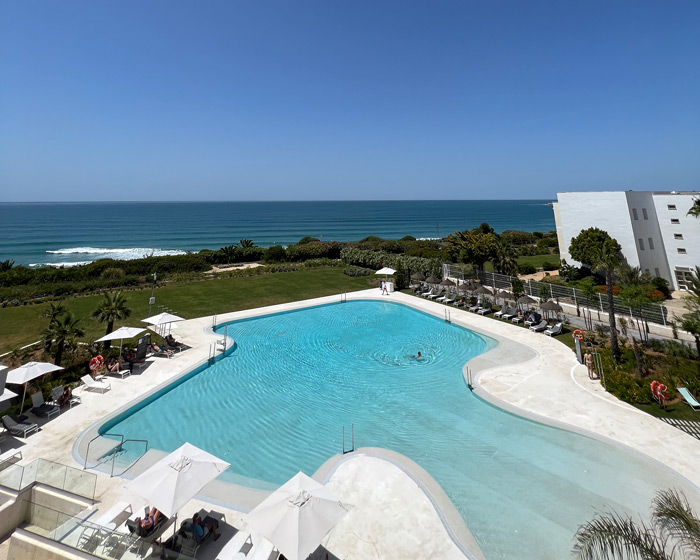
[678,248,687,254]
[668,204,677,210]
[645,269,650,274]
[655,268,660,277]
[671,218,680,224]
[642,208,648,220]
[638,238,645,250]
[648,238,654,250]
[632,208,638,220]
[674,233,683,240]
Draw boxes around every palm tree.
[492,238,518,276]
[42,300,67,351]
[573,489,700,559]
[687,197,700,218]
[590,242,624,363]
[43,313,84,366]
[239,239,255,248]
[92,291,131,350]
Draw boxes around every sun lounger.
[177,512,220,558]
[502,308,517,320]
[0,448,22,468]
[420,288,435,298]
[30,391,60,420]
[94,501,132,529]
[544,322,563,336]
[81,375,111,393]
[478,304,493,315]
[2,414,38,438]
[678,387,700,411]
[427,289,444,300]
[494,306,509,318]
[468,302,482,312]
[529,320,549,332]
[50,385,81,409]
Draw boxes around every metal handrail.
[84,433,149,477]
[85,432,123,471]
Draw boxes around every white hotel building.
[552,190,700,291]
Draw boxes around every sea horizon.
[0,199,556,267]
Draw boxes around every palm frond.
[573,510,670,560]
[652,489,700,559]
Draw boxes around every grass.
[516,254,560,268]
[0,267,372,353]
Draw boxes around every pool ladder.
[444,309,451,323]
[340,292,347,303]
[209,325,229,362]
[465,367,474,391]
[342,424,355,454]
[84,432,149,477]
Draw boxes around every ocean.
[0,200,555,267]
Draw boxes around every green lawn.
[0,267,372,353]
[516,254,560,268]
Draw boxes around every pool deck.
[2,288,700,560]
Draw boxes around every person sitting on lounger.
[165,334,182,347]
[57,386,73,408]
[106,357,121,373]
[139,507,163,532]
[188,513,220,542]
[151,343,174,357]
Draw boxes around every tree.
[445,230,498,273]
[511,278,525,301]
[42,300,67,351]
[573,489,700,560]
[570,228,618,267]
[0,259,14,272]
[239,239,255,248]
[492,238,518,276]
[92,291,131,350]
[578,276,600,330]
[687,197,700,218]
[590,238,624,363]
[676,266,700,364]
[219,245,237,262]
[43,313,84,366]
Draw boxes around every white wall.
[653,193,700,290]
[556,191,638,267]
[625,191,671,282]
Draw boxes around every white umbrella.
[96,326,146,355]
[7,362,64,415]
[142,312,184,337]
[0,388,18,405]
[126,442,229,518]
[375,267,396,276]
[246,471,353,560]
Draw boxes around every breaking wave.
[46,247,188,258]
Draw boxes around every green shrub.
[500,230,537,245]
[264,245,287,263]
[541,261,560,271]
[517,264,537,275]
[651,276,671,298]
[297,236,320,244]
[343,267,374,277]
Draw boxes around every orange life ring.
[90,355,104,371]
[650,381,668,401]
[572,329,584,341]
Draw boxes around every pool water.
[106,300,693,559]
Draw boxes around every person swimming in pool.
[413,351,422,360]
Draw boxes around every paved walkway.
[2,288,700,560]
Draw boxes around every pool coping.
[19,288,700,559]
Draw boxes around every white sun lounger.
[529,320,549,332]
[544,323,563,336]
[81,375,111,393]
[678,388,700,411]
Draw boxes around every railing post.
[661,304,666,326]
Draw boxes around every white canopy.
[375,267,396,276]
[7,362,64,415]
[0,388,18,404]
[125,443,229,518]
[246,472,353,560]
[96,326,146,342]
[141,312,184,326]
[7,362,63,385]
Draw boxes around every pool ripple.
[107,300,696,560]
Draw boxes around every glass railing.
[0,458,96,501]
[22,501,196,560]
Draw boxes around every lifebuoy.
[572,329,584,341]
[650,381,669,401]
[89,355,104,371]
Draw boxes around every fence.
[442,264,670,327]
[0,458,96,501]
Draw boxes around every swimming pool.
[103,300,695,559]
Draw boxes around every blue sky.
[1,1,699,201]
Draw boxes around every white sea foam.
[46,247,187,258]
[29,261,92,268]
